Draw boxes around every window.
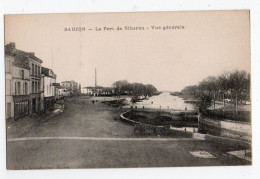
[6,60,11,73]
[35,82,38,93]
[32,64,34,76]
[23,82,25,95]
[32,81,34,93]
[21,70,24,79]
[35,65,38,77]
[47,85,49,94]
[17,82,21,95]
[38,66,40,77]
[14,82,17,95]
[38,82,40,92]
[25,82,28,95]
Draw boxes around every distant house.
[58,88,71,97]
[61,80,79,94]
[102,87,115,96]
[94,86,103,96]
[81,86,115,96]
[81,87,95,95]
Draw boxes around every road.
[6,96,250,169]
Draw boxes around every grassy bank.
[123,110,198,127]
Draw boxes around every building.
[5,43,31,120]
[102,87,115,96]
[58,88,71,97]
[81,87,95,95]
[41,67,57,111]
[53,83,61,100]
[28,52,43,115]
[61,80,79,94]
[81,86,103,96]
[5,48,14,120]
[81,86,115,96]
[94,86,104,96]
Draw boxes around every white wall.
[12,66,30,95]
[43,76,56,97]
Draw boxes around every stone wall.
[198,116,251,142]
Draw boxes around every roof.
[42,66,56,78]
[82,86,95,89]
[27,53,43,63]
[5,42,43,64]
[61,80,78,84]
[12,53,30,70]
[82,86,114,90]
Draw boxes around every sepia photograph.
[4,10,251,170]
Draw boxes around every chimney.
[95,68,97,87]
[5,42,16,54]
[9,42,16,49]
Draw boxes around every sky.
[4,11,251,91]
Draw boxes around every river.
[124,92,195,111]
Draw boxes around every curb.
[170,127,250,147]
[120,111,164,129]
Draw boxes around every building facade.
[12,55,31,119]
[5,43,31,120]
[5,42,60,121]
[81,86,115,96]
[41,67,57,111]
[61,80,79,94]
[28,53,43,115]
[58,88,71,97]
[81,87,94,95]
[5,53,14,120]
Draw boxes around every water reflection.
[124,92,195,111]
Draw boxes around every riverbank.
[122,110,198,127]
[170,93,251,123]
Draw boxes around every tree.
[229,70,249,114]
[111,80,158,96]
[112,80,129,95]
[217,72,230,111]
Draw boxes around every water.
[124,92,195,111]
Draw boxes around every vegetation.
[124,110,198,127]
[112,80,158,96]
[181,70,250,114]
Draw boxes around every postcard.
[4,10,251,169]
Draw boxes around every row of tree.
[181,70,250,113]
[112,80,158,97]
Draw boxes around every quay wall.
[198,116,251,142]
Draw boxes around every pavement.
[6,96,251,169]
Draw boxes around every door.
[32,98,36,113]
[7,103,11,118]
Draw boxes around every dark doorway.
[32,98,36,113]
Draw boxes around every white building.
[81,87,94,95]
[41,67,57,111]
[58,88,71,97]
[5,54,14,119]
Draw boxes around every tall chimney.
[95,68,97,87]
